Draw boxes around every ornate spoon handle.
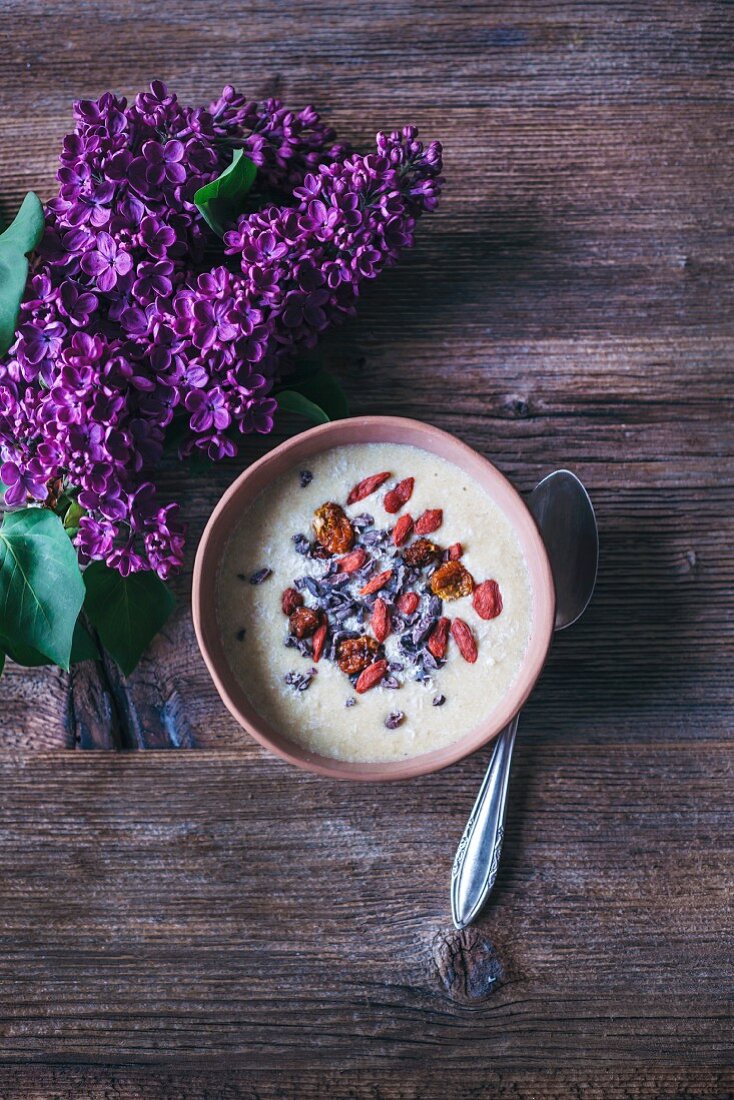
[450,714,519,929]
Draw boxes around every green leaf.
[194,149,257,237]
[0,616,99,667]
[0,508,85,669]
[83,561,175,676]
[276,390,331,425]
[276,368,349,425]
[0,192,45,356]
[62,500,85,538]
[70,617,99,662]
[0,636,50,666]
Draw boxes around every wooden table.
[1,2,732,1096]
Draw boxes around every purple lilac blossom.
[0,82,443,578]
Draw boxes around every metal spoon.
[450,470,598,930]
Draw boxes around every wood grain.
[0,1,731,1094]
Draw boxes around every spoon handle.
[450,714,519,929]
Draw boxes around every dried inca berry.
[337,635,379,675]
[430,560,475,600]
[313,502,354,555]
[403,538,441,569]
[472,579,503,620]
[289,606,320,639]
[281,587,304,615]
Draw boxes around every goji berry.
[451,618,478,663]
[397,591,420,616]
[337,546,368,573]
[371,597,391,643]
[312,616,329,662]
[347,471,391,504]
[472,579,503,620]
[360,568,393,595]
[414,508,443,535]
[383,477,414,514]
[427,616,450,660]
[355,659,388,693]
[392,513,414,546]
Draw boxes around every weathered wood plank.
[0,749,729,1068]
[0,1065,732,1100]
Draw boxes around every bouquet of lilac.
[0,81,442,677]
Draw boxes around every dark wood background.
[0,2,732,1097]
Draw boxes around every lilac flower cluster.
[0,82,443,577]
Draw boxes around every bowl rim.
[192,415,555,780]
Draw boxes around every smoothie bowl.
[192,417,555,780]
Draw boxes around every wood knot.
[432,926,504,1005]
[502,394,531,419]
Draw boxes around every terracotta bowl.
[192,416,555,781]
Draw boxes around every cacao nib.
[412,614,437,646]
[361,528,388,546]
[284,668,316,691]
[428,595,442,617]
[432,694,446,707]
[299,470,313,487]
[249,567,272,585]
[322,572,350,587]
[351,513,374,529]
[384,711,406,729]
[302,576,323,598]
[345,697,357,708]
[292,533,311,555]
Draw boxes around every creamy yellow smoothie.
[217,442,532,762]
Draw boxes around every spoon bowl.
[451,468,598,928]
